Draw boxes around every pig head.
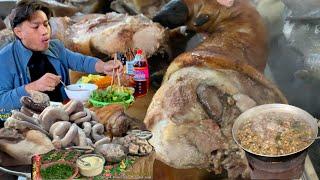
[147,0,287,178]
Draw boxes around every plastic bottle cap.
[137,49,143,55]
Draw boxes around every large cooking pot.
[232,104,318,158]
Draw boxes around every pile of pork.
[1,12,168,59]
[144,0,287,178]
[0,0,108,18]
[111,0,170,19]
[50,12,167,58]
[0,91,152,166]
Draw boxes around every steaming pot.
[232,103,318,157]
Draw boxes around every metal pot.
[232,103,318,158]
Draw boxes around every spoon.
[78,158,91,167]
[59,79,69,90]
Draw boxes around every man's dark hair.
[10,0,53,29]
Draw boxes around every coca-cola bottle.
[133,49,149,97]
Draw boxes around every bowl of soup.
[65,83,98,102]
[232,104,318,157]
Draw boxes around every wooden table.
[125,88,156,121]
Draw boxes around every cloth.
[28,51,63,102]
[0,39,99,117]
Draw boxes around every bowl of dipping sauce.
[65,83,98,102]
[76,154,105,177]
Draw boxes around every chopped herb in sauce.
[40,164,73,179]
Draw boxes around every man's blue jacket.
[0,39,99,114]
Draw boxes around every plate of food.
[89,85,135,108]
[78,74,113,89]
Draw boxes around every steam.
[258,0,320,117]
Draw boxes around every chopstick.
[111,70,114,87]
[115,55,123,92]
[114,53,121,87]
[117,69,121,87]
[111,53,116,87]
[111,53,123,92]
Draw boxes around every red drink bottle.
[133,49,149,97]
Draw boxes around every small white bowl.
[65,83,98,102]
[76,154,105,177]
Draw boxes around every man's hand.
[95,60,123,75]
[103,60,123,75]
[25,73,61,93]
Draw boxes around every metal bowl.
[232,104,318,157]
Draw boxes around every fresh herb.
[275,132,282,142]
[90,85,134,104]
[292,121,302,130]
[49,152,63,161]
[93,176,104,180]
[125,158,134,166]
[110,168,117,176]
[41,151,54,162]
[93,168,107,180]
[41,150,81,163]
[116,166,122,174]
[40,164,73,179]
[102,157,135,178]
[65,151,77,161]
[41,151,63,162]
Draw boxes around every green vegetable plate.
[89,95,134,108]
[89,85,135,108]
